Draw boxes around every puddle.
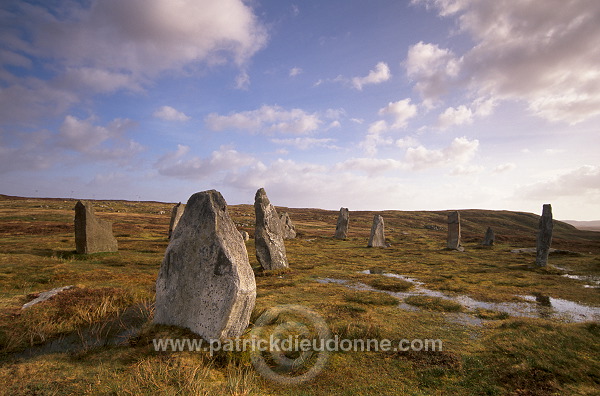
[13,303,150,359]
[317,272,600,323]
[561,274,600,289]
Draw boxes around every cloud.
[235,71,251,90]
[437,105,473,129]
[378,99,418,129]
[289,67,303,77]
[271,137,337,150]
[360,120,392,156]
[0,129,56,174]
[493,163,516,173]
[519,165,600,199]
[205,105,322,135]
[153,106,191,121]
[405,41,460,106]
[451,164,484,176]
[351,62,391,90]
[396,136,420,148]
[404,136,479,170]
[412,0,600,124]
[156,145,255,179]
[335,157,404,176]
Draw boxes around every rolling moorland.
[0,193,599,395]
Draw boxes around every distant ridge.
[563,220,600,232]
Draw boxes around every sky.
[1,0,599,220]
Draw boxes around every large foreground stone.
[254,188,289,270]
[447,211,464,251]
[482,227,495,246]
[279,212,297,239]
[334,207,349,239]
[74,201,118,254]
[367,215,386,247]
[154,190,256,340]
[535,204,553,267]
[168,202,185,239]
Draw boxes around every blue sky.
[1,0,599,220]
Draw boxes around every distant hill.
[563,220,600,231]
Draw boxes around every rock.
[168,202,185,239]
[22,285,75,309]
[447,211,464,251]
[334,207,349,239]
[279,212,297,239]
[74,201,118,254]
[254,188,289,270]
[424,224,443,231]
[482,227,495,246]
[154,190,256,340]
[367,215,387,248]
[536,204,554,267]
[240,230,250,241]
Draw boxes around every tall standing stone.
[447,211,464,251]
[367,215,386,248]
[254,188,289,270]
[168,202,185,239]
[154,190,256,340]
[279,212,297,239]
[535,204,553,267]
[482,227,495,246]
[334,207,349,239]
[74,201,118,254]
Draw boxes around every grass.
[0,193,599,395]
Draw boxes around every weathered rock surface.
[168,202,185,239]
[367,215,386,247]
[74,201,118,254]
[22,285,75,309]
[240,230,250,241]
[482,227,495,246]
[254,188,289,270]
[447,211,464,251]
[536,204,554,267]
[334,207,349,239]
[279,212,297,239]
[154,190,256,340]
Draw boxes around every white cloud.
[271,137,337,150]
[544,149,566,155]
[437,105,473,129]
[396,136,420,148]
[405,41,460,106]
[351,62,391,90]
[289,67,303,77]
[360,120,391,156]
[404,136,479,170]
[335,157,404,176]
[235,71,251,90]
[153,106,191,121]
[412,0,600,124]
[205,105,322,135]
[519,165,600,199]
[493,163,516,173]
[451,164,484,176]
[378,99,418,129]
[156,145,255,179]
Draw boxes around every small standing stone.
[74,201,118,254]
[535,204,553,267]
[240,230,250,241]
[154,190,256,340]
[367,215,386,248]
[279,212,297,239]
[254,188,289,270]
[334,207,349,239]
[168,202,185,239]
[482,227,495,246]
[447,211,464,251]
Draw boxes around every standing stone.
[154,190,256,340]
[279,212,297,239]
[168,202,185,239]
[240,230,250,241]
[535,204,553,267]
[254,188,289,270]
[447,211,464,251]
[482,227,495,246]
[74,201,118,254]
[367,215,386,248]
[334,207,349,239]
